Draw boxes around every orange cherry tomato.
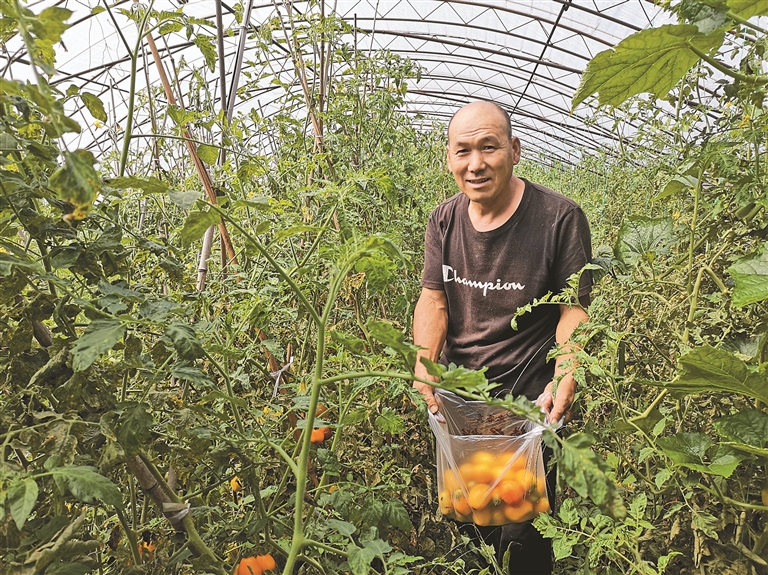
[468,484,492,510]
[310,428,327,443]
[472,506,494,526]
[498,479,525,506]
[503,499,535,522]
[255,554,277,572]
[439,490,454,514]
[453,490,471,516]
[237,557,263,575]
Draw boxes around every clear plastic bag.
[429,389,550,526]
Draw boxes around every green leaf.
[107,176,168,193]
[8,478,38,530]
[572,25,725,109]
[115,402,153,456]
[48,466,122,508]
[179,209,219,248]
[654,345,768,403]
[656,433,745,477]
[614,216,676,267]
[383,500,412,532]
[33,6,72,43]
[70,320,126,372]
[90,225,122,255]
[355,252,397,293]
[196,143,219,165]
[726,0,768,19]
[361,495,384,526]
[375,408,406,434]
[714,409,768,459]
[692,511,719,538]
[552,536,574,561]
[727,244,768,307]
[348,544,376,575]
[659,432,711,460]
[327,518,356,536]
[274,225,323,240]
[170,365,213,386]
[558,433,627,519]
[707,445,746,476]
[329,330,367,355]
[80,92,107,122]
[654,174,699,201]
[49,150,100,213]
[364,538,393,556]
[192,35,217,72]
[91,5,106,14]
[44,563,92,575]
[164,322,204,360]
[423,360,498,395]
[138,299,183,322]
[366,319,419,366]
[167,189,200,210]
[679,0,730,33]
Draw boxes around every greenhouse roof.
[3,0,678,166]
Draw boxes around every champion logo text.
[442,265,525,296]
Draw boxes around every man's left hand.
[535,377,576,426]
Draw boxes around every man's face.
[446,104,520,205]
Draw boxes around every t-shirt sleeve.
[421,210,445,290]
[551,206,593,303]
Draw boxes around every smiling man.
[413,101,592,574]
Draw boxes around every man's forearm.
[413,289,448,380]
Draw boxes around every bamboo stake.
[143,29,238,265]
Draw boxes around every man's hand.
[412,379,441,416]
[535,376,576,426]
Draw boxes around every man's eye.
[456,149,468,155]
[483,146,496,151]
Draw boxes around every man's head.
[445,102,521,207]
[447,101,513,142]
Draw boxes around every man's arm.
[413,287,448,415]
[536,304,588,424]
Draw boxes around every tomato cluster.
[237,554,277,575]
[438,450,550,526]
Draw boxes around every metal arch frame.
[1,0,683,164]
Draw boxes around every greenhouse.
[1,0,768,573]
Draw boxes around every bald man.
[413,101,592,575]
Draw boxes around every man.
[413,101,592,574]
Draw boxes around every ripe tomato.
[322,426,333,440]
[453,490,471,516]
[255,554,277,571]
[503,499,535,523]
[472,506,494,526]
[439,490,454,514]
[237,556,263,575]
[310,428,327,443]
[471,451,495,465]
[443,469,460,494]
[468,483,492,510]
[458,462,476,484]
[498,479,524,506]
[315,404,328,416]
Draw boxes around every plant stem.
[116,506,142,566]
[688,43,768,85]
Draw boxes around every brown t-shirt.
[421,179,592,401]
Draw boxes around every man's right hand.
[412,379,440,415]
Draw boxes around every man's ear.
[509,137,521,165]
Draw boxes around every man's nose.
[468,150,485,172]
